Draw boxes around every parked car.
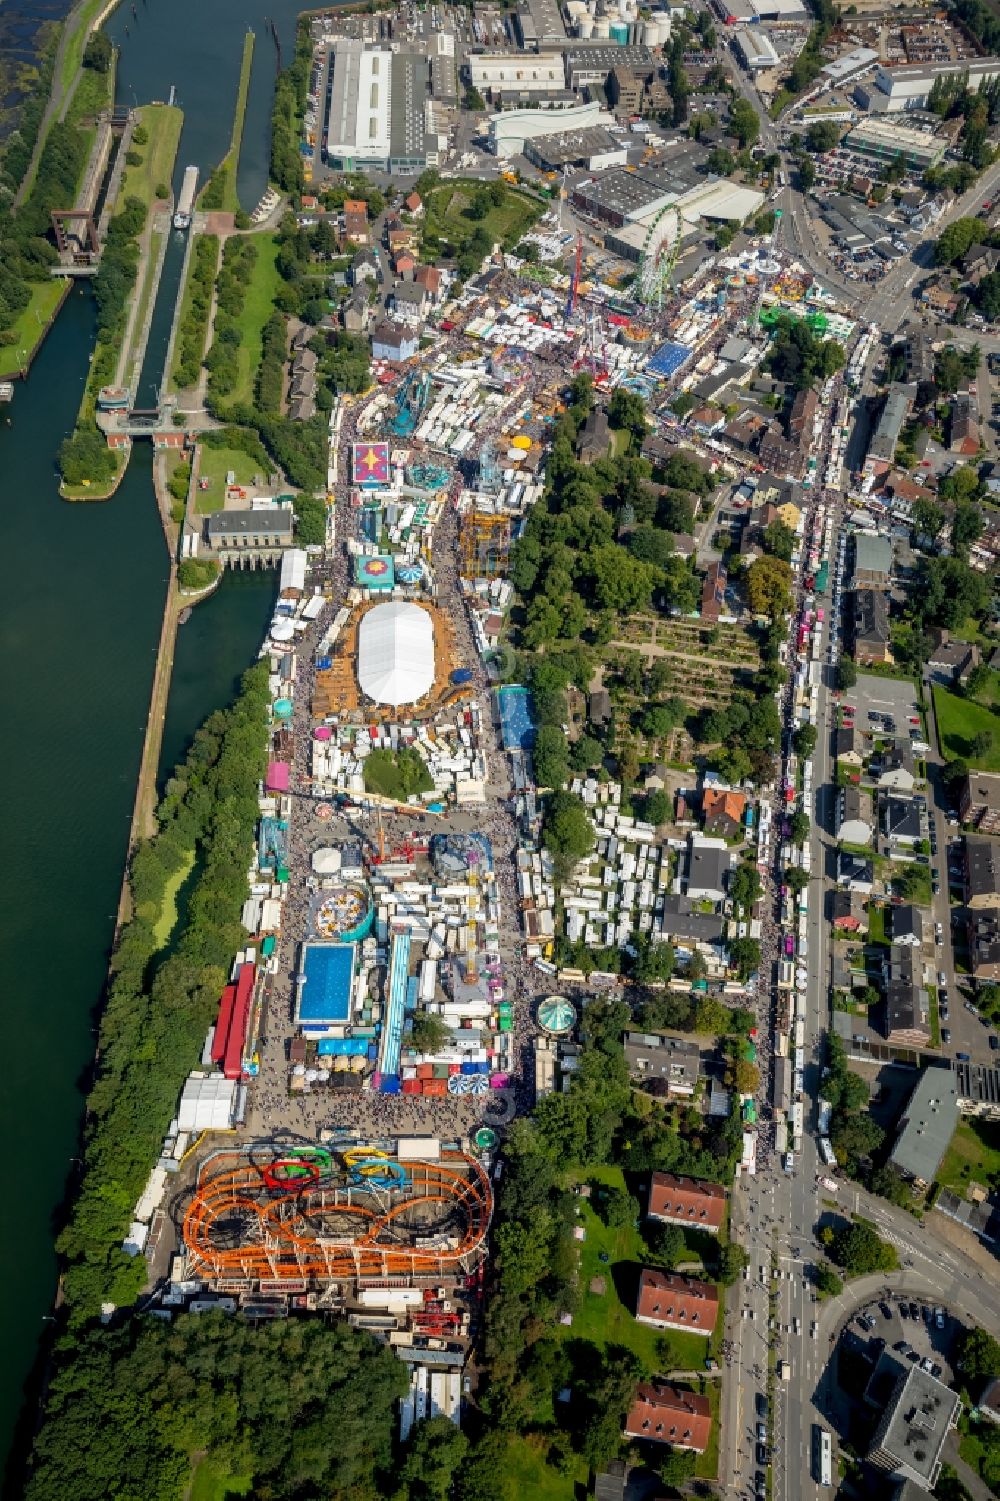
[942,1030,951,1044]
[935,1307,945,1329]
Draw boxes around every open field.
[0,281,67,379]
[189,1458,252,1501]
[196,443,264,513]
[936,1117,1000,1194]
[933,686,1000,771]
[501,1436,582,1501]
[423,180,542,251]
[152,850,195,946]
[118,104,183,212]
[65,58,113,127]
[226,233,281,408]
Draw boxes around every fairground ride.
[636,202,683,309]
[181,1144,494,1284]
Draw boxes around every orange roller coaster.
[181,1148,493,1284]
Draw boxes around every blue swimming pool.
[498,684,536,750]
[295,942,356,1026]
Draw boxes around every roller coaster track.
[181,1150,493,1282]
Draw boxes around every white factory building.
[323,40,437,172]
[855,57,1000,112]
[732,27,779,71]
[468,54,565,97]
[488,100,605,157]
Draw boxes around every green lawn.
[567,1170,720,1375]
[868,905,888,947]
[230,30,255,160]
[189,1457,252,1501]
[933,686,1000,771]
[118,104,183,213]
[0,280,67,378]
[225,233,281,408]
[196,443,263,512]
[65,59,113,126]
[153,850,195,946]
[500,1436,583,1501]
[423,179,543,252]
[936,1117,1000,1194]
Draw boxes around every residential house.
[290,323,315,353]
[853,589,892,666]
[393,250,417,280]
[839,786,874,846]
[342,198,369,245]
[967,835,1000,910]
[291,347,318,378]
[960,771,1000,835]
[646,1172,726,1234]
[391,281,428,325]
[968,909,1000,980]
[838,851,875,894]
[624,1383,712,1452]
[880,792,922,848]
[884,944,930,1046]
[288,395,316,422]
[852,532,893,589]
[920,280,961,320]
[659,893,725,949]
[961,243,1000,285]
[725,411,766,452]
[951,390,981,456]
[789,387,818,443]
[686,840,733,903]
[831,890,868,934]
[404,191,423,216]
[928,634,981,687]
[351,249,381,287]
[589,688,611,726]
[635,1269,719,1337]
[702,787,747,839]
[578,408,613,463]
[877,743,916,793]
[759,425,802,480]
[700,560,727,622]
[978,1378,1000,1426]
[289,370,317,402]
[624,1032,701,1096]
[342,287,371,334]
[413,264,444,304]
[835,725,865,769]
[892,904,924,947]
[370,321,419,363]
[689,404,726,436]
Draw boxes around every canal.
[0,0,310,1476]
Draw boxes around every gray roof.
[853,532,893,579]
[881,794,921,841]
[966,835,1000,902]
[393,281,427,305]
[869,1362,960,1486]
[206,509,293,538]
[687,844,732,897]
[624,1031,701,1084]
[868,384,913,463]
[889,1067,959,1183]
[854,589,890,646]
[893,904,924,943]
[660,893,725,943]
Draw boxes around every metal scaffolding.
[459,509,511,580]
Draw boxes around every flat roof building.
[469,53,565,96]
[857,58,1000,113]
[624,1031,701,1094]
[889,1067,959,1189]
[733,27,779,71]
[846,119,946,171]
[868,1362,961,1490]
[323,41,432,173]
[488,99,603,157]
[966,835,1000,911]
[564,45,653,90]
[523,124,628,172]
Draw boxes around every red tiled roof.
[703,787,747,828]
[648,1172,725,1232]
[635,1269,718,1334]
[624,1383,712,1451]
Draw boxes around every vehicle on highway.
[818,1175,838,1192]
[784,1151,795,1174]
[814,1426,833,1487]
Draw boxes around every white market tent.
[357,601,434,707]
[177,1074,237,1133]
[312,847,342,874]
[280,548,308,593]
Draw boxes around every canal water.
[0,0,313,1476]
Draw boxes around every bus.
[814,1425,833,1486]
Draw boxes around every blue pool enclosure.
[647,341,691,380]
[295,942,357,1029]
[497,684,536,750]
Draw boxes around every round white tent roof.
[312,847,342,874]
[358,602,434,706]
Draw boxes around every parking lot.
[851,1293,958,1385]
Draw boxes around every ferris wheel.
[637,203,683,309]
